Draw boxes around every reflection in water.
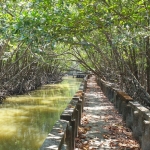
[0,77,81,150]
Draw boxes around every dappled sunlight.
[0,108,29,117]
[41,97,71,104]
[0,122,47,150]
[0,124,17,138]
[84,106,108,111]
[6,96,72,106]
[40,99,54,105]
[42,84,69,88]
[20,105,63,112]
[6,96,42,105]
[0,108,30,142]
[75,76,140,150]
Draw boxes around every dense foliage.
[0,0,150,106]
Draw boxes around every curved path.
[75,75,140,150]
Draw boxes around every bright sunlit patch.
[0,109,30,140]
[20,105,63,112]
[6,96,42,104]
[0,108,29,117]
[40,100,53,105]
[43,97,71,102]
[0,125,17,138]
[42,83,69,89]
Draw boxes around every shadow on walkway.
[75,75,141,150]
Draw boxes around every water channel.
[0,76,82,150]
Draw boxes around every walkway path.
[75,75,140,150]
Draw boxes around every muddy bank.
[0,74,63,103]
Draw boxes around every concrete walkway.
[75,75,140,150]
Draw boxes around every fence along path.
[75,75,140,150]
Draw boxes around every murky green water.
[0,77,81,150]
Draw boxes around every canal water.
[0,76,82,150]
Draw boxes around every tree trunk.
[146,36,150,94]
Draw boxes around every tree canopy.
[0,0,150,106]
